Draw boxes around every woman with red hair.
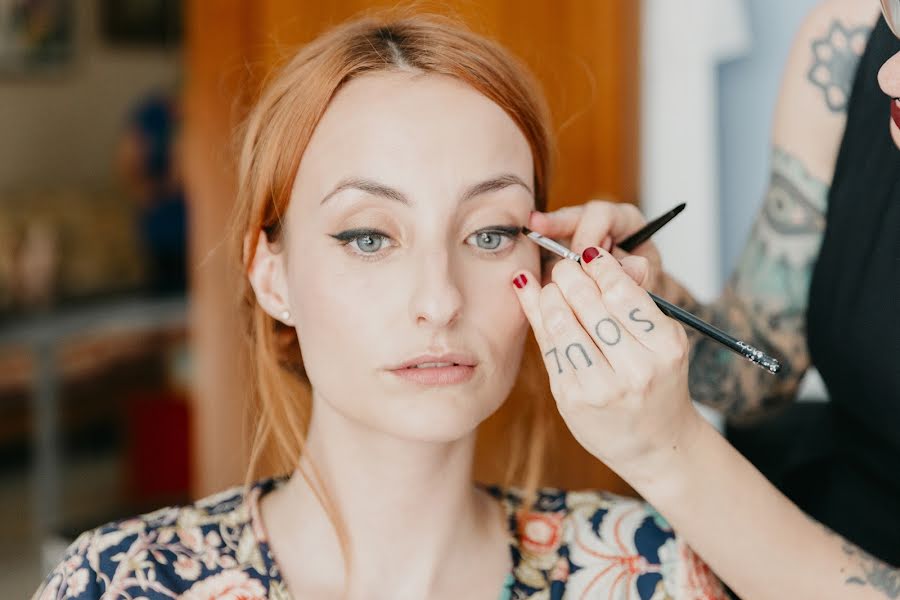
[32,12,725,600]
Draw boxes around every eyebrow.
[318,173,533,206]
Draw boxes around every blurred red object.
[125,390,191,508]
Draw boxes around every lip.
[390,364,476,386]
[387,352,478,386]
[892,98,900,131]
[388,353,478,370]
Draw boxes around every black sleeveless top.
[806,15,900,565]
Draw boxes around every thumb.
[619,255,650,288]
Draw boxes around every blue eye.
[329,229,392,256]
[330,225,521,259]
[475,231,503,250]
[466,226,521,252]
[353,233,385,253]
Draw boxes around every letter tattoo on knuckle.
[628,308,655,333]
[594,317,622,346]
[564,342,593,370]
[545,347,563,374]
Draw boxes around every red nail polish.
[513,274,528,289]
[892,98,900,131]
[582,247,601,263]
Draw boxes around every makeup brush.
[520,226,781,374]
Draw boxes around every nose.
[408,250,463,329]
[878,50,900,98]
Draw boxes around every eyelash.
[329,226,522,261]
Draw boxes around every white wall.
[0,0,180,193]
[640,0,751,302]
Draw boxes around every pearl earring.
[280,310,291,322]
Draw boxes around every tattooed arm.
[662,0,881,424]
[666,149,830,423]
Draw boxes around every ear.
[246,231,293,324]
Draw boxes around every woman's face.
[256,71,540,442]
[878,50,900,149]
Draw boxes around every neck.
[262,392,509,599]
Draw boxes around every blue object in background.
[129,94,187,293]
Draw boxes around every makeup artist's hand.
[511,247,704,483]
[529,201,665,295]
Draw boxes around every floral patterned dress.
[32,476,728,599]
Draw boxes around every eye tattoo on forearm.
[594,318,622,346]
[628,308,655,332]
[545,343,594,373]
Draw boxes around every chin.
[381,390,507,444]
[350,372,510,444]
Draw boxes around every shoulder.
[491,487,728,599]
[774,0,881,182]
[31,479,286,600]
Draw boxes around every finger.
[611,238,661,263]
[612,245,662,295]
[511,271,550,349]
[612,203,651,242]
[528,205,584,239]
[531,202,626,255]
[570,202,647,257]
[550,258,646,376]
[581,247,680,352]
[619,255,650,288]
[514,271,609,405]
[610,246,630,261]
[538,282,613,394]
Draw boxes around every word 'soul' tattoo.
[543,310,656,374]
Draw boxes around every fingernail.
[582,247,601,263]
[513,274,528,289]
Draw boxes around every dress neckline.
[245,476,523,599]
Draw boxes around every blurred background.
[0,0,825,596]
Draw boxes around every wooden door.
[185,0,639,497]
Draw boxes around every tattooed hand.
[527,201,666,295]
[511,246,703,480]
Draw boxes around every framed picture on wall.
[0,0,73,74]
[99,0,181,47]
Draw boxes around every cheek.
[465,245,539,346]
[463,262,530,358]
[286,260,393,376]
